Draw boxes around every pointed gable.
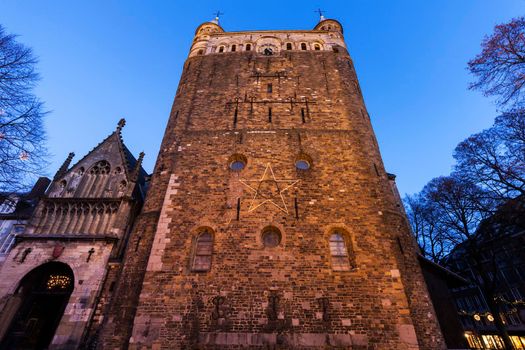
[47,120,147,199]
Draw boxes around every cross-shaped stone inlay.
[239,163,299,214]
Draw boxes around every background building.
[446,198,525,349]
[0,178,50,265]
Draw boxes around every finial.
[131,151,145,182]
[315,8,326,22]
[117,118,126,132]
[212,10,223,24]
[53,152,75,181]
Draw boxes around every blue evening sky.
[1,1,522,195]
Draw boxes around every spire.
[53,152,75,181]
[211,10,223,24]
[315,8,326,22]
[131,151,145,182]
[117,118,126,133]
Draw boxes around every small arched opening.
[0,262,75,349]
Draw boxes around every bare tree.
[0,25,47,193]
[454,110,525,203]
[468,17,525,109]
[408,175,514,348]
[404,193,450,263]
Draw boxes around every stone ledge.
[198,332,366,347]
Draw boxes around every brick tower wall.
[100,25,446,350]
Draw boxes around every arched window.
[218,46,225,53]
[231,44,236,52]
[314,44,321,51]
[192,231,213,271]
[286,43,292,50]
[198,49,204,55]
[329,232,351,271]
[301,43,307,50]
[245,43,252,51]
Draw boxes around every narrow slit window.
[267,83,272,93]
[301,43,307,50]
[231,45,236,52]
[301,108,306,123]
[329,233,350,271]
[286,43,292,50]
[245,43,252,51]
[192,232,213,272]
[268,107,272,123]
[233,108,238,127]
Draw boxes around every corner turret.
[189,18,225,57]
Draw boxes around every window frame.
[328,231,354,271]
[191,230,214,272]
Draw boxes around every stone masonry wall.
[0,239,113,349]
[101,30,446,350]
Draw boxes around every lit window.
[329,232,351,271]
[192,231,213,271]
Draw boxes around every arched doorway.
[0,262,74,350]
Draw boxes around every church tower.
[101,16,446,349]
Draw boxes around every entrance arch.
[0,262,74,349]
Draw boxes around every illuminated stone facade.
[0,122,147,349]
[99,17,446,349]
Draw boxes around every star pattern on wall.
[239,163,299,214]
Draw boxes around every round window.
[230,160,246,171]
[295,160,310,170]
[228,154,248,172]
[262,227,281,248]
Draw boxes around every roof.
[418,254,469,288]
[59,120,148,185]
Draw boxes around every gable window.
[245,43,252,51]
[286,43,292,50]
[192,231,213,271]
[329,232,351,271]
[301,43,307,50]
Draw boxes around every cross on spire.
[315,8,326,21]
[213,10,223,22]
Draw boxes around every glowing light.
[473,314,481,321]
[487,314,495,322]
[46,274,71,289]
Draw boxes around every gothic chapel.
[0,15,446,350]
[0,120,148,349]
